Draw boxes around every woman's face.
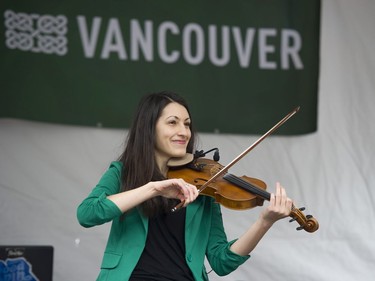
[155,102,191,167]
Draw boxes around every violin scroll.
[289,205,319,233]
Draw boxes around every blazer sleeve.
[205,201,250,276]
[77,162,123,228]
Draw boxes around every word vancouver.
[78,16,304,69]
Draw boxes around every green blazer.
[77,162,249,280]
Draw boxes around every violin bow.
[171,106,300,212]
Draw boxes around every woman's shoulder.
[101,161,123,178]
[109,161,123,170]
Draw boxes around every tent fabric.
[1,1,374,280]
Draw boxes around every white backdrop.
[1,1,374,280]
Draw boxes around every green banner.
[0,0,320,135]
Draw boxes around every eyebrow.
[167,115,191,121]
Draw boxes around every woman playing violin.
[77,91,293,280]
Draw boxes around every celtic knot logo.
[4,9,68,55]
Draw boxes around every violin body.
[168,158,267,210]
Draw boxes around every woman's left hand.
[260,182,293,226]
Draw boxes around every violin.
[167,106,319,233]
[168,156,319,233]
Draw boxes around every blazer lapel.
[134,207,148,233]
[185,198,203,228]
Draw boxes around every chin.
[171,150,187,158]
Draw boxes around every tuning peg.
[306,214,313,219]
[296,226,304,231]
[299,207,305,211]
[289,218,296,223]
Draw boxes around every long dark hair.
[118,91,196,217]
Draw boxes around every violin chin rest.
[167,153,194,167]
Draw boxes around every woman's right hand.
[152,178,199,206]
[107,178,198,213]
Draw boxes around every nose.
[177,124,190,139]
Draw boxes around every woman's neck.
[156,157,169,177]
